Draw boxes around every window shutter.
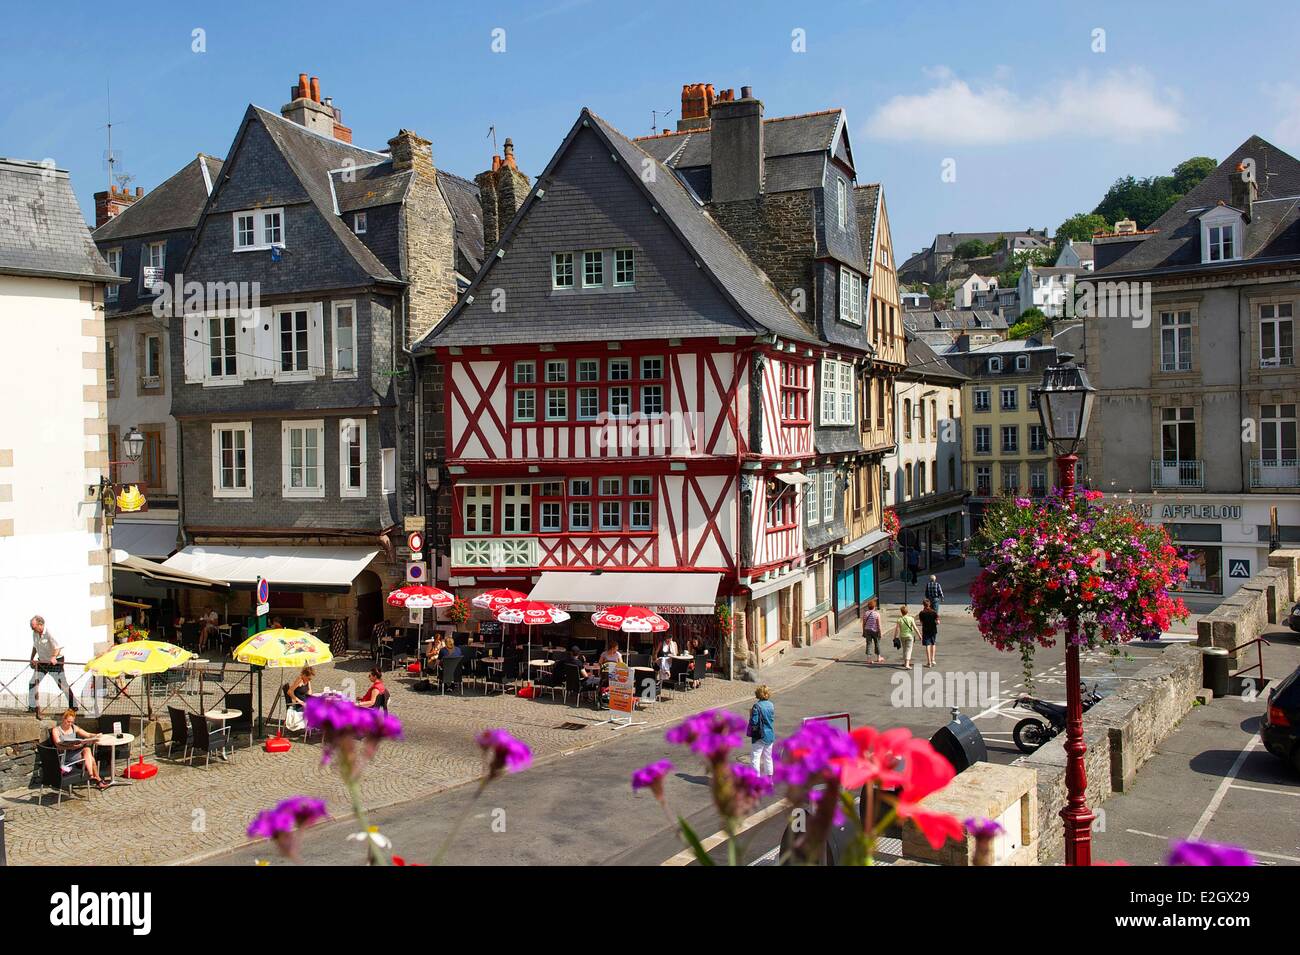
[183,314,205,382]
[309,304,326,378]
[239,311,258,380]
[251,308,275,378]
[819,359,832,426]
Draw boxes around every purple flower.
[631,759,674,799]
[731,764,774,804]
[665,710,746,763]
[247,796,329,861]
[476,729,532,779]
[807,786,846,826]
[304,695,402,776]
[774,721,857,798]
[1167,839,1255,867]
[965,817,1003,839]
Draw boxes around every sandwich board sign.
[596,662,644,730]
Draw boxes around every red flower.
[893,743,964,849]
[833,726,913,790]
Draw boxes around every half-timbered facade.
[419,85,905,672]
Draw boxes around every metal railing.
[1150,459,1204,489]
[1229,636,1271,686]
[1249,459,1299,489]
[451,536,539,568]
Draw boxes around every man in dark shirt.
[918,599,940,668]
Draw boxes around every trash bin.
[1202,646,1231,698]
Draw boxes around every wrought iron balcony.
[1150,459,1204,489]
[1249,459,1299,489]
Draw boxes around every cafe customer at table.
[52,708,109,790]
[284,666,315,711]
[356,668,386,708]
[654,634,680,682]
[560,646,600,689]
[598,638,623,667]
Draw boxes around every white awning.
[112,521,178,560]
[529,571,722,615]
[746,569,807,600]
[775,472,811,486]
[112,552,228,589]
[163,546,379,592]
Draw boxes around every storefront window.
[1177,545,1222,595]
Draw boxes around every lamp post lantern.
[122,427,145,463]
[1031,351,1097,866]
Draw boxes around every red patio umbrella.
[494,600,571,687]
[591,605,669,655]
[472,589,529,611]
[387,585,455,660]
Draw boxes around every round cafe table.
[94,732,135,786]
[204,709,241,761]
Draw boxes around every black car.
[1262,665,1300,774]
[1288,602,1300,634]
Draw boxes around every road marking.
[1190,735,1261,840]
[661,798,791,866]
[1228,783,1300,797]
[1124,828,1298,864]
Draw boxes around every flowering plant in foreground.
[970,489,1188,680]
[635,711,962,865]
[245,693,530,866]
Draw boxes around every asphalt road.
[211,571,1179,867]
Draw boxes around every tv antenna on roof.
[651,108,673,135]
[102,80,131,192]
[486,124,498,156]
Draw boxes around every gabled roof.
[854,183,881,272]
[903,332,967,382]
[418,108,818,350]
[0,158,120,283]
[904,309,1008,331]
[1094,135,1300,275]
[93,155,222,242]
[436,170,485,276]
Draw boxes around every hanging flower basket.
[881,508,901,542]
[715,602,733,636]
[446,596,471,627]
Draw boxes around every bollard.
[1201,646,1231,699]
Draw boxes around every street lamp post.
[1032,352,1097,866]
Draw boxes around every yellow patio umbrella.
[231,629,334,739]
[85,640,193,779]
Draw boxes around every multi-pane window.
[805,469,820,526]
[1029,424,1046,453]
[208,315,238,378]
[143,334,162,383]
[552,252,574,289]
[333,302,355,376]
[839,363,853,424]
[278,310,310,375]
[918,400,926,438]
[1030,464,1047,497]
[1002,466,1020,493]
[1260,303,1294,367]
[609,385,632,418]
[1260,404,1297,465]
[614,249,635,286]
[630,499,652,531]
[235,213,256,248]
[569,479,592,531]
[1001,425,1019,453]
[987,356,1003,372]
[974,426,991,454]
[838,268,864,325]
[262,210,283,246]
[975,465,991,496]
[105,249,121,301]
[546,388,568,420]
[232,208,284,249]
[540,500,563,533]
[1160,310,1192,372]
[502,484,531,533]
[641,383,663,416]
[609,358,631,380]
[820,359,855,426]
[463,485,493,534]
[973,388,990,412]
[582,250,604,287]
[515,361,536,383]
[544,360,566,384]
[513,361,536,422]
[780,363,809,422]
[1161,407,1196,462]
[577,359,599,381]
[1207,223,1235,261]
[903,399,912,439]
[1000,386,1018,411]
[836,178,847,230]
[767,489,796,529]
[577,387,599,420]
[340,420,365,497]
[821,470,835,523]
[282,421,323,496]
[213,423,251,497]
[600,499,622,531]
[142,242,166,294]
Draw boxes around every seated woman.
[437,635,462,662]
[52,709,108,790]
[654,634,681,683]
[284,666,315,713]
[560,645,599,689]
[356,668,387,709]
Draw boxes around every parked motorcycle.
[1011,683,1103,753]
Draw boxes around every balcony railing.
[1250,459,1300,489]
[451,537,539,569]
[1150,459,1204,489]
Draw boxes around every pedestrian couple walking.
[861,591,941,670]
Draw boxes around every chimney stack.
[475,137,531,251]
[281,73,341,138]
[93,183,142,229]
[709,85,763,203]
[677,83,715,132]
[1230,161,1258,220]
[389,129,436,182]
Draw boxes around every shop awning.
[529,571,722,614]
[163,545,379,593]
[112,521,178,560]
[112,552,228,589]
[775,472,811,486]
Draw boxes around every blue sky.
[4,0,1300,259]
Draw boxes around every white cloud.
[865,68,1183,145]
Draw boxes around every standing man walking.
[860,598,884,665]
[28,615,74,719]
[924,574,944,612]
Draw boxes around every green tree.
[1054,213,1110,252]
[1008,307,1047,340]
[1092,156,1216,229]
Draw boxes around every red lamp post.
[1033,352,1097,866]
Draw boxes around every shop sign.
[1228,559,1251,579]
[608,663,634,715]
[1160,504,1242,521]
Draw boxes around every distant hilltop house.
[898,228,1051,285]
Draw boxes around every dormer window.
[353,211,367,235]
[988,356,1003,372]
[233,208,286,251]
[1199,207,1242,264]
[1015,355,1029,371]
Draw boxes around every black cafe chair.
[221,692,254,747]
[688,653,708,689]
[167,706,191,762]
[187,712,232,767]
[36,740,96,804]
[561,663,600,709]
[438,656,465,695]
[669,656,693,691]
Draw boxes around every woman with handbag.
[891,606,919,670]
[747,685,776,778]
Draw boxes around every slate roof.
[0,158,120,283]
[903,331,967,383]
[931,230,1046,255]
[437,170,485,276]
[331,162,411,213]
[854,183,881,272]
[904,309,1008,331]
[93,155,222,242]
[1093,135,1300,276]
[633,110,844,199]
[419,108,818,349]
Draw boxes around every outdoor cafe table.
[94,732,134,786]
[528,659,554,669]
[204,708,241,760]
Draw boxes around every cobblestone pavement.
[1,638,847,866]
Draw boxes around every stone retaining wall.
[1197,549,1300,667]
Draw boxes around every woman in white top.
[654,636,680,681]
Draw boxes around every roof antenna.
[486,124,498,157]
[102,79,132,193]
[651,107,673,135]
